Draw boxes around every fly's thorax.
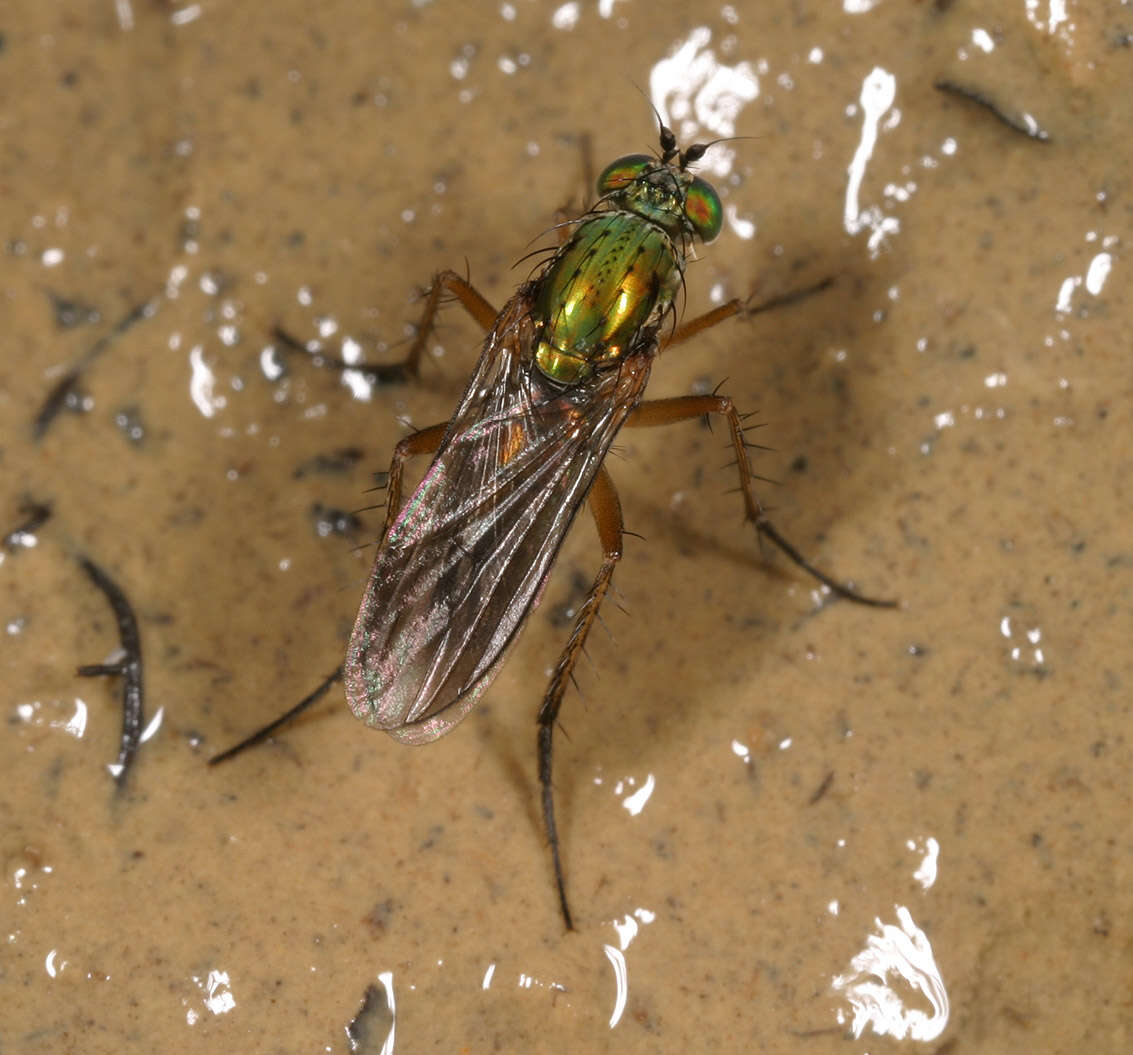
[532,211,681,385]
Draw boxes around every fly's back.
[533,133,724,385]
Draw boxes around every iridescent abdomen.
[533,212,680,384]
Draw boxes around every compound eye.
[597,154,653,195]
[685,176,723,243]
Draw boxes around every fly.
[213,122,895,929]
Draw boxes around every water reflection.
[44,948,67,978]
[908,836,940,890]
[14,697,89,740]
[843,67,900,256]
[832,905,949,1042]
[184,967,237,1026]
[1055,235,1118,315]
[604,907,656,1029]
[188,347,225,419]
[616,772,655,817]
[1000,610,1050,675]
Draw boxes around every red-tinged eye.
[596,154,653,194]
[685,176,723,243]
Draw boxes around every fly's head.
[596,125,724,248]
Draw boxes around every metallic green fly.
[214,123,893,929]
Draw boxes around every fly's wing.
[344,288,653,744]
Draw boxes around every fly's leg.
[372,267,503,533]
[210,666,346,765]
[404,269,499,375]
[662,300,744,348]
[659,281,838,353]
[379,422,448,541]
[649,295,892,604]
[538,466,624,930]
[274,270,499,383]
[212,273,498,763]
[380,268,503,535]
[626,394,895,607]
[210,421,451,764]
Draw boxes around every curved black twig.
[34,299,157,439]
[75,555,146,787]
